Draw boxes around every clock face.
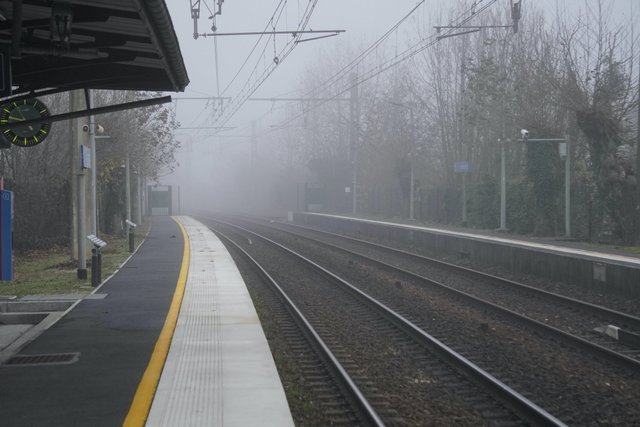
[0,98,51,147]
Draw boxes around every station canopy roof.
[0,0,189,97]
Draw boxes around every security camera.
[125,219,137,228]
[96,124,105,134]
[82,124,89,132]
[520,129,529,139]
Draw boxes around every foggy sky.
[162,1,638,214]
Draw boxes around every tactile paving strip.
[145,217,293,427]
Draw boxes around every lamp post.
[389,101,417,221]
[125,142,131,232]
[87,90,96,237]
[498,138,509,230]
[85,88,111,239]
[134,169,143,225]
[409,150,415,221]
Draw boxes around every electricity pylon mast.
[191,0,225,39]
[190,0,201,39]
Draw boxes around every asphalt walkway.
[0,216,184,426]
[0,215,293,427]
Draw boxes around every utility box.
[304,183,326,212]
[148,185,172,216]
[0,190,13,280]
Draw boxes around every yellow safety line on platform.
[122,217,190,427]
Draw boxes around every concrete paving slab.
[146,216,293,427]
[0,325,32,351]
[19,293,87,301]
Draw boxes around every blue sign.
[0,190,12,280]
[454,161,469,173]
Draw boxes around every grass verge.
[582,242,640,255]
[1,220,150,298]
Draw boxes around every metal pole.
[77,172,87,279]
[637,63,640,244]
[500,139,507,230]
[142,176,147,217]
[69,90,82,261]
[410,162,415,220]
[409,108,415,221]
[251,121,257,214]
[565,137,571,237]
[462,172,467,224]
[125,145,131,231]
[177,185,181,215]
[350,73,359,215]
[87,90,97,237]
[136,172,142,225]
[91,247,98,287]
[352,152,358,215]
[97,251,102,283]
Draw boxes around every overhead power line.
[196,30,345,37]
[299,0,426,101]
[272,0,500,131]
[219,0,288,99]
[211,0,322,128]
[183,0,290,142]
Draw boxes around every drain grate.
[4,352,80,367]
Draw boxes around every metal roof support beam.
[0,95,172,131]
[200,30,345,37]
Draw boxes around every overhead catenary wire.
[262,0,435,129]
[227,0,314,97]
[270,0,499,132]
[211,0,320,128]
[185,0,290,142]
[190,0,495,142]
[299,0,426,100]
[216,0,292,104]
[219,0,288,98]
[295,0,483,103]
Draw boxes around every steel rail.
[280,221,640,331]
[211,227,385,427]
[240,219,640,373]
[211,218,566,427]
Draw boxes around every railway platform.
[0,216,293,427]
[292,212,640,298]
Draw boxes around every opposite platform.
[143,216,293,426]
[293,212,640,298]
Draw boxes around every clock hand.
[17,105,36,131]
[15,105,27,121]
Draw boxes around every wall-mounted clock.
[0,98,51,147]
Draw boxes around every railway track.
[197,214,640,425]
[230,216,640,367]
[205,218,564,426]
[215,228,384,426]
